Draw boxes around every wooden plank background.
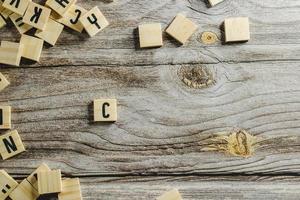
[1,0,300,199]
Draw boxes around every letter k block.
[23,2,51,30]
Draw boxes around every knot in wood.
[178,65,214,89]
[200,31,218,44]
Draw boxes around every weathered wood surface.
[1,0,300,199]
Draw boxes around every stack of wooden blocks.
[0,163,83,200]
[0,0,109,66]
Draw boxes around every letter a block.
[38,170,62,194]
[0,106,11,129]
[9,179,39,200]
[58,178,82,200]
[93,99,117,122]
[0,72,10,92]
[0,170,18,199]
[0,130,25,160]
[2,0,30,15]
[79,6,109,37]
[156,189,182,200]
[23,2,51,30]
[46,0,76,16]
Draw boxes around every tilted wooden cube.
[9,13,32,34]
[27,163,51,190]
[0,130,26,160]
[20,34,44,62]
[58,178,82,200]
[35,18,64,46]
[46,0,76,16]
[0,14,5,29]
[138,23,163,48]
[23,2,51,30]
[0,105,11,129]
[0,72,9,92]
[156,189,182,200]
[94,99,117,122]
[9,179,39,200]
[37,169,62,194]
[224,17,250,43]
[2,0,30,15]
[0,170,18,199]
[0,41,23,66]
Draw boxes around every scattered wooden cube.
[208,0,224,7]
[9,179,39,200]
[0,170,18,199]
[2,0,30,15]
[9,13,32,34]
[58,178,82,200]
[27,163,51,190]
[0,130,26,160]
[20,34,44,62]
[57,4,87,32]
[23,2,51,30]
[0,14,5,29]
[138,23,163,48]
[79,6,109,37]
[0,105,11,129]
[46,0,76,16]
[0,72,9,92]
[35,18,64,46]
[0,8,13,19]
[93,99,117,122]
[224,17,250,43]
[37,169,62,194]
[0,41,23,66]
[156,189,182,200]
[166,14,198,45]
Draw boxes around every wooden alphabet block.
[224,17,250,43]
[0,105,11,129]
[93,99,117,122]
[37,169,62,194]
[35,18,64,46]
[46,0,76,16]
[208,0,224,7]
[0,8,13,19]
[0,41,23,66]
[58,178,82,200]
[27,163,51,190]
[9,179,39,200]
[23,2,51,30]
[9,13,32,34]
[0,72,9,92]
[2,0,30,15]
[79,6,109,37]
[20,34,44,62]
[138,23,163,48]
[57,4,87,32]
[166,14,198,45]
[0,15,5,29]
[0,170,18,199]
[0,130,26,160]
[156,189,182,200]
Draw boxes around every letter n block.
[46,0,76,16]
[93,99,117,122]
[38,170,62,194]
[23,2,51,30]
[0,130,26,160]
[2,0,30,15]
[0,170,18,199]
[0,106,11,129]
[58,178,82,200]
[9,179,39,200]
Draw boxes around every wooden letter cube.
[157,189,182,200]
[20,34,44,62]
[0,105,11,129]
[224,17,250,43]
[9,179,39,200]
[166,14,198,45]
[0,170,18,199]
[9,13,32,34]
[0,130,26,160]
[2,0,30,15]
[35,18,64,46]
[138,23,163,48]
[23,2,51,30]
[46,0,76,16]
[0,72,9,92]
[0,15,6,29]
[208,0,224,7]
[94,99,117,122]
[79,6,109,37]
[27,163,51,190]
[58,178,82,200]
[0,41,23,66]
[57,4,87,32]
[37,169,62,194]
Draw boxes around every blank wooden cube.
[138,23,163,48]
[57,4,87,32]
[79,6,109,37]
[58,178,82,200]
[38,169,62,194]
[9,179,39,200]
[166,14,198,45]
[27,163,51,190]
[35,18,64,46]
[208,0,224,7]
[23,2,51,30]
[0,130,26,160]
[2,0,30,15]
[9,13,32,34]
[0,15,5,29]
[0,105,11,129]
[224,17,250,43]
[46,0,76,16]
[156,189,182,200]
[0,41,23,66]
[20,34,44,62]
[94,99,117,122]
[0,72,9,92]
[0,170,18,199]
